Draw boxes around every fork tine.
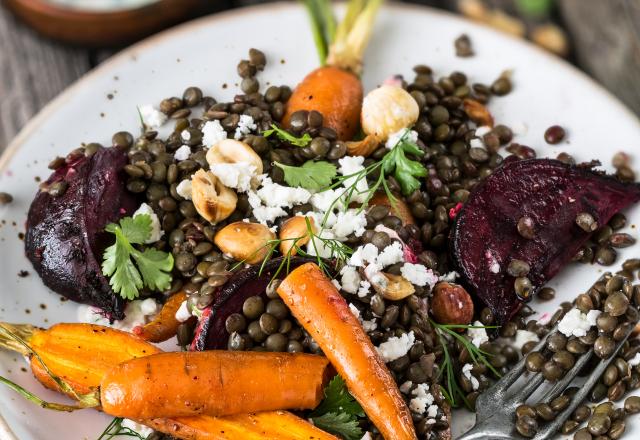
[507,371,545,403]
[538,350,594,404]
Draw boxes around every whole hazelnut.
[431,282,474,325]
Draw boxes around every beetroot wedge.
[25,147,137,319]
[451,158,640,324]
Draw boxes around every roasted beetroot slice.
[191,257,317,351]
[25,147,137,319]
[451,158,640,324]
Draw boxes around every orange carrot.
[277,263,417,440]
[100,351,331,419]
[133,291,189,342]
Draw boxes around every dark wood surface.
[0,0,638,152]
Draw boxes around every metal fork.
[457,317,639,440]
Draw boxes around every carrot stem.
[0,375,97,412]
[0,323,36,356]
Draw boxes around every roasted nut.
[206,138,264,175]
[463,98,494,127]
[214,221,275,264]
[361,85,419,141]
[346,135,380,157]
[431,282,474,325]
[370,192,415,225]
[371,272,415,301]
[191,170,238,224]
[279,216,316,256]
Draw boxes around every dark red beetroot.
[451,158,640,324]
[191,257,317,351]
[25,147,137,319]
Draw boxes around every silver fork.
[457,317,639,440]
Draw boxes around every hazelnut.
[361,85,419,141]
[431,282,474,325]
[279,216,316,256]
[206,139,263,175]
[463,98,494,127]
[191,170,237,224]
[371,272,415,301]
[214,221,275,264]
[346,135,380,158]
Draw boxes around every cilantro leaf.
[275,160,337,191]
[382,131,428,195]
[311,412,363,440]
[310,376,364,440]
[102,214,173,300]
[263,124,313,147]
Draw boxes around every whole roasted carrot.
[100,350,331,419]
[277,263,417,440]
[283,0,383,141]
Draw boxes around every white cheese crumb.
[331,279,342,290]
[121,419,154,438]
[173,145,191,161]
[77,298,159,333]
[176,179,192,200]
[468,320,489,348]
[362,318,378,332]
[426,405,439,418]
[628,353,640,367]
[386,128,418,150]
[310,189,342,212]
[234,114,257,139]
[357,280,372,298]
[138,105,167,129]
[246,176,312,225]
[338,155,369,203]
[349,243,379,267]
[470,138,485,149]
[340,266,361,294]
[439,271,459,282]
[133,202,163,243]
[175,300,192,322]
[409,383,435,414]
[210,162,257,192]
[202,120,228,147]
[377,241,405,268]
[376,331,415,362]
[180,129,191,142]
[512,329,540,350]
[399,381,413,394]
[462,363,480,391]
[558,308,601,337]
[400,263,438,287]
[475,126,492,137]
[360,433,373,440]
[348,303,361,320]
[333,209,368,238]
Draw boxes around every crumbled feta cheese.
[122,419,154,438]
[173,145,191,161]
[628,353,640,367]
[331,279,342,290]
[176,179,192,200]
[340,266,361,294]
[77,298,159,333]
[469,138,484,149]
[181,129,191,142]
[234,114,257,139]
[399,381,413,394]
[357,280,371,298]
[348,303,361,320]
[376,331,415,362]
[333,209,367,238]
[468,321,489,348]
[409,383,435,414]
[305,230,339,259]
[360,432,373,440]
[175,300,191,322]
[338,155,369,203]
[210,162,257,192]
[246,176,312,225]
[558,308,601,337]
[362,318,377,332]
[512,329,540,350]
[386,128,418,150]
[462,363,480,391]
[400,263,438,287]
[426,405,439,418]
[202,120,227,147]
[349,243,379,267]
[475,126,492,137]
[133,203,163,243]
[377,241,405,268]
[310,189,342,212]
[138,104,167,129]
[439,271,459,282]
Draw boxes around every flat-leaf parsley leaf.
[102,214,173,300]
[274,160,337,191]
[310,376,364,440]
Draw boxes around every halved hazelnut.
[206,139,263,174]
[191,170,237,224]
[214,221,275,265]
[431,282,474,326]
[370,192,415,225]
[462,99,494,127]
[345,135,380,158]
[371,272,415,301]
[279,216,316,256]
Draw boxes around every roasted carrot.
[133,291,189,342]
[100,351,331,419]
[283,0,382,141]
[277,263,417,440]
[0,322,337,440]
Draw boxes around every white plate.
[1,2,639,439]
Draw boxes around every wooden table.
[0,0,638,152]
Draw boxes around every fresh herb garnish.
[430,320,500,409]
[275,160,337,191]
[263,124,313,147]
[310,375,364,440]
[102,214,174,300]
[97,417,147,440]
[382,132,428,195]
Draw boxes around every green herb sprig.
[430,320,500,409]
[102,214,174,300]
[97,417,148,440]
[310,375,364,440]
[263,124,313,147]
[275,160,337,191]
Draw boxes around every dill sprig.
[97,417,147,440]
[429,320,501,409]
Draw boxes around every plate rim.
[1,2,639,438]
